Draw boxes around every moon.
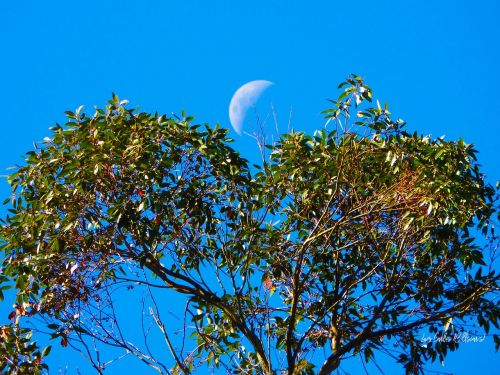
[229,80,274,135]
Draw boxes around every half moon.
[229,80,274,135]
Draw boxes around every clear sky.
[1,0,499,373]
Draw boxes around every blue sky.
[1,0,499,373]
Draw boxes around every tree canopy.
[1,76,499,374]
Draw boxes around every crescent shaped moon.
[229,80,274,135]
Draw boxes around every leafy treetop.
[0,76,499,374]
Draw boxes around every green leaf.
[41,345,52,357]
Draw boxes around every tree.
[1,75,499,374]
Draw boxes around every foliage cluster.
[1,76,499,374]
